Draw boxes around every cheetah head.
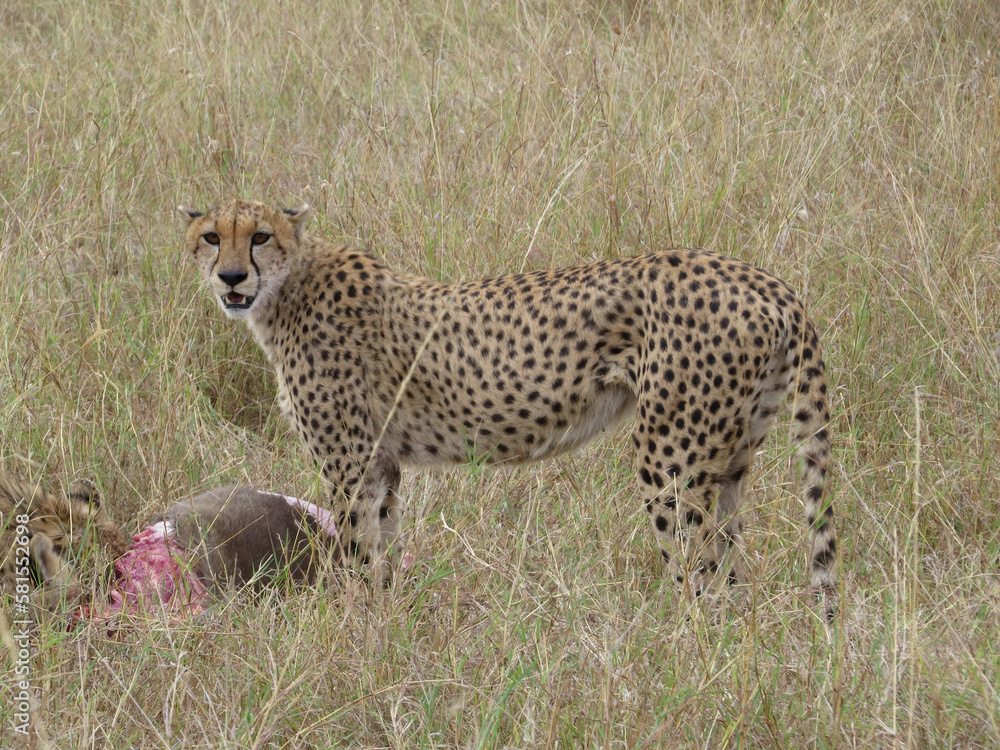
[177,200,310,319]
[34,480,132,562]
[8,479,131,617]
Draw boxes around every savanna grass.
[1,0,999,746]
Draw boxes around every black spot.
[812,547,835,568]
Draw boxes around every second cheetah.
[0,471,131,618]
[178,200,837,600]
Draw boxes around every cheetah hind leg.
[714,478,748,589]
[648,476,728,600]
[713,367,793,592]
[712,429,761,591]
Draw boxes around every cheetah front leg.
[324,450,403,587]
[365,450,404,585]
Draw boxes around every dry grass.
[1,0,999,746]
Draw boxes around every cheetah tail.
[790,345,837,591]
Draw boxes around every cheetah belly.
[381,383,636,467]
[528,385,636,460]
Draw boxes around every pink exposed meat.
[78,492,413,629]
[83,521,210,623]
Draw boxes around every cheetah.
[0,471,131,618]
[178,200,837,601]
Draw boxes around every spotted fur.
[179,200,837,600]
[0,472,131,616]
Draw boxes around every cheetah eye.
[202,232,220,245]
[251,232,271,246]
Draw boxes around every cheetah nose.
[218,270,248,287]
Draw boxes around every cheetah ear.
[176,206,204,227]
[282,204,310,240]
[68,478,100,509]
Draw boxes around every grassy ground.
[1,0,999,746]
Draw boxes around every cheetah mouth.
[222,292,255,309]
